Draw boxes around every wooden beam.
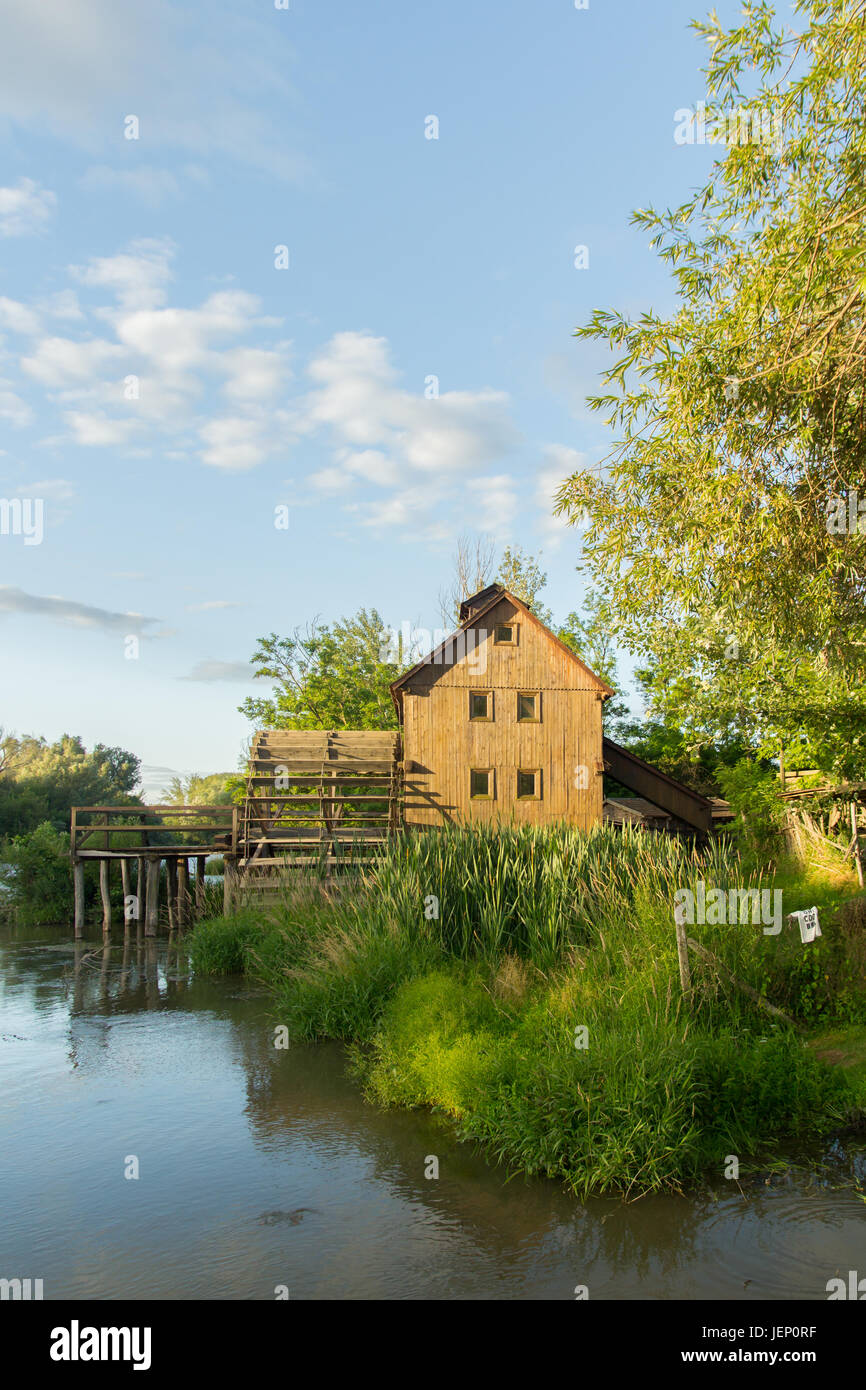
[99,859,112,934]
[145,858,160,936]
[224,858,237,916]
[196,856,206,916]
[120,858,132,929]
[674,906,692,1001]
[177,857,189,930]
[166,859,178,932]
[603,738,713,832]
[73,860,85,938]
[851,802,864,888]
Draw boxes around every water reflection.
[1,924,864,1300]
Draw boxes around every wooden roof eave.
[389,588,615,720]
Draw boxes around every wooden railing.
[71,804,236,857]
[69,805,239,938]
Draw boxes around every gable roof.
[390,587,615,718]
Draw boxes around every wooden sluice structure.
[237,729,403,899]
[70,804,237,938]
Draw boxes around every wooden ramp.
[602,738,714,833]
[237,729,402,898]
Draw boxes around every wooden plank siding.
[397,594,608,828]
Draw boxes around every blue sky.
[0,0,737,791]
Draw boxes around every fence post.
[851,802,864,888]
[674,902,692,1001]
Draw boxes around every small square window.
[494,624,514,644]
[470,768,493,799]
[517,769,541,800]
[469,690,491,721]
[517,691,539,722]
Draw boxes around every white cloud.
[310,465,353,494]
[80,165,181,206]
[0,586,159,635]
[21,335,126,387]
[0,380,32,426]
[465,473,518,535]
[71,237,174,311]
[300,332,520,528]
[537,445,584,542]
[0,178,56,236]
[0,296,41,335]
[39,290,84,320]
[304,333,518,478]
[0,246,534,532]
[0,0,306,179]
[222,346,292,402]
[199,416,269,471]
[65,410,137,446]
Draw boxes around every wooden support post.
[177,857,189,931]
[145,858,160,936]
[99,858,112,934]
[73,860,85,938]
[121,858,131,930]
[224,857,237,916]
[135,858,143,922]
[196,856,206,917]
[674,904,692,1002]
[851,802,864,889]
[166,859,178,932]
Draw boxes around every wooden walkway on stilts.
[69,804,238,938]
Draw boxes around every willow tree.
[556,0,866,776]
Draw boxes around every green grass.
[186,824,866,1194]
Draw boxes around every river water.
[1,923,864,1300]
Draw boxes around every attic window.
[470,768,494,799]
[517,769,541,800]
[494,624,515,644]
[517,691,540,722]
[469,690,492,721]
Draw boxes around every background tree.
[438,532,496,627]
[557,590,630,733]
[556,0,866,777]
[160,772,235,805]
[0,733,141,838]
[240,609,402,731]
[496,545,553,624]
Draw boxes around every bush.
[0,822,73,925]
[185,910,268,974]
[717,758,786,855]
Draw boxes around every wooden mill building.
[391,584,614,828]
